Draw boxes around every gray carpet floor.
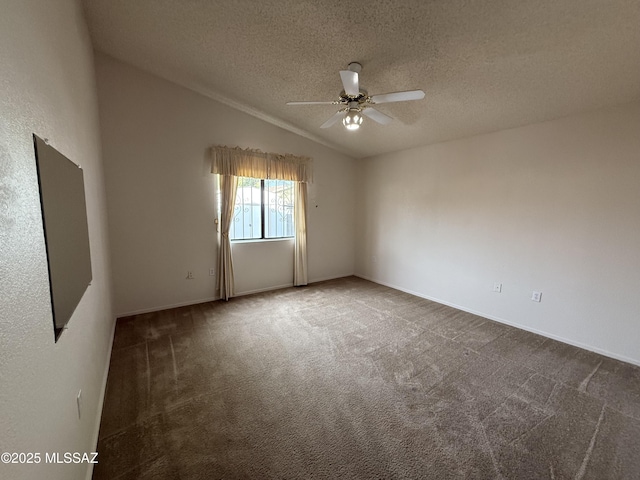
[93,276,640,479]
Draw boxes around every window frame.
[230,177,295,242]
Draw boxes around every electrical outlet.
[76,390,82,419]
[531,291,542,302]
[493,283,502,293]
[209,268,215,276]
[187,271,194,279]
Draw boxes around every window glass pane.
[230,177,262,240]
[264,179,294,238]
[228,177,295,240]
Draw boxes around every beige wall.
[0,1,114,479]
[95,54,357,316]
[356,101,640,365]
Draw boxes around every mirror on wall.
[33,134,92,341]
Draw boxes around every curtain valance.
[210,145,313,183]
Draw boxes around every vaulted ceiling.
[82,0,640,158]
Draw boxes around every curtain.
[211,145,313,183]
[211,145,312,298]
[217,174,238,300]
[294,181,308,286]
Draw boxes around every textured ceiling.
[82,0,640,158]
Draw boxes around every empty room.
[1,0,640,479]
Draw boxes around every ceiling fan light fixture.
[342,109,363,131]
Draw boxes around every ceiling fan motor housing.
[340,90,368,104]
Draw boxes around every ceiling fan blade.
[287,101,337,105]
[362,107,393,125]
[339,70,360,96]
[320,110,345,129]
[370,90,425,104]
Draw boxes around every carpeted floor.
[93,276,640,479]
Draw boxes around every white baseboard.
[355,274,640,367]
[235,283,294,297]
[116,274,358,317]
[309,272,356,284]
[117,296,220,318]
[234,273,357,297]
[86,315,117,480]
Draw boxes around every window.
[230,177,295,240]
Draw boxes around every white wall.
[232,239,295,295]
[95,54,357,316]
[356,102,640,365]
[0,1,114,479]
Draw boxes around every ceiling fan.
[287,62,425,131]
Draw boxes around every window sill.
[231,237,294,245]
